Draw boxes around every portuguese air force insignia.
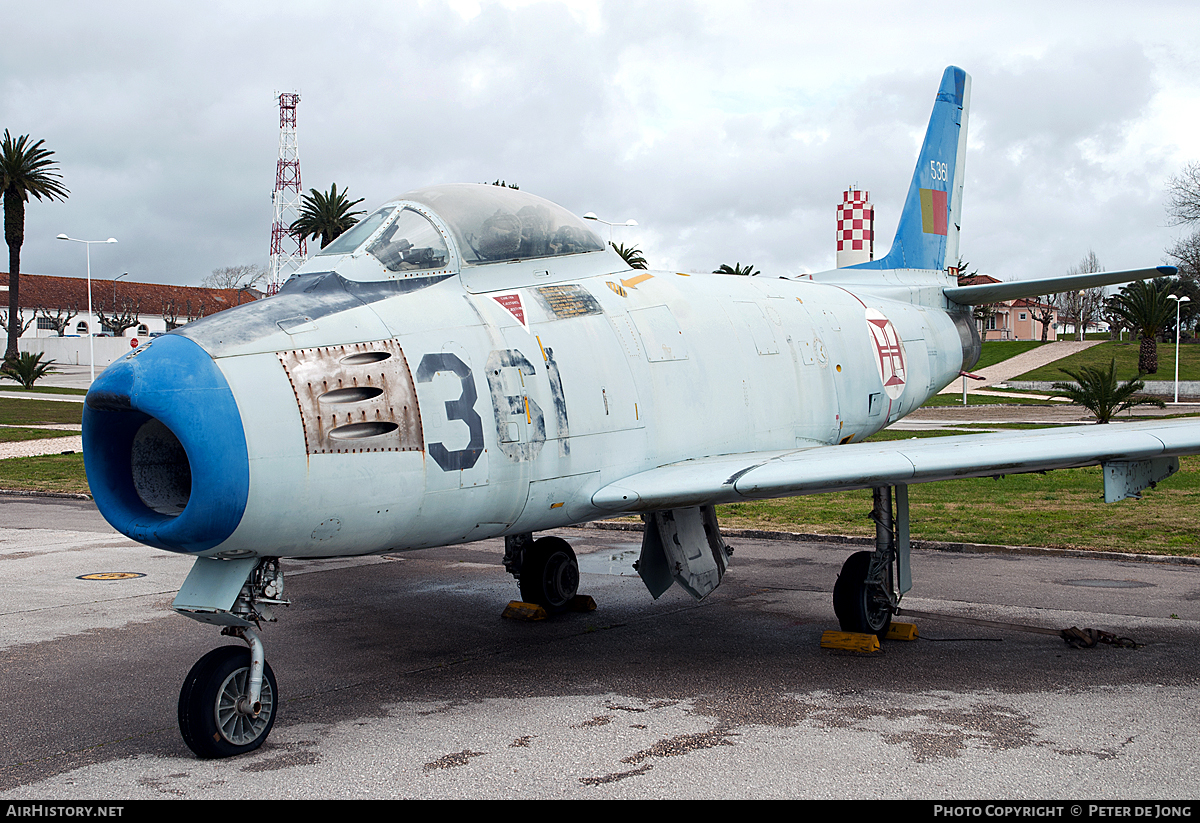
[865,308,906,400]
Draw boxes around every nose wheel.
[178,645,278,759]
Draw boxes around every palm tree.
[2,131,68,360]
[1106,279,1175,374]
[714,263,760,277]
[611,242,647,270]
[289,183,365,249]
[0,351,57,389]
[1050,358,1164,423]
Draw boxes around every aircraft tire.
[832,551,892,639]
[520,537,579,612]
[178,645,278,759]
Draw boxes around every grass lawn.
[716,454,1200,555]
[974,340,1048,370]
[1015,340,1200,382]
[0,385,88,396]
[706,424,1200,555]
[0,453,89,495]
[0,397,84,426]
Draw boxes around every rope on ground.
[897,607,1142,648]
[1060,626,1142,649]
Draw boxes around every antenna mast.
[268,92,305,293]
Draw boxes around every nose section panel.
[83,335,250,553]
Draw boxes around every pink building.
[959,275,1059,341]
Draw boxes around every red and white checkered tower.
[835,185,873,268]
[268,92,306,294]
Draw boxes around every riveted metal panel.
[277,340,423,455]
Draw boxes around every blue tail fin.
[852,66,970,273]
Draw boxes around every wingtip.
[1158,265,1179,276]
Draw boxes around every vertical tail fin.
[853,66,970,273]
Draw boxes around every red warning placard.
[492,293,527,328]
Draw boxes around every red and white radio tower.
[268,92,306,293]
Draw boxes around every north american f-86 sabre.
[82,66,1192,757]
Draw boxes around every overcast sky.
[4,0,1199,288]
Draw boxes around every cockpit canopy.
[310,184,607,281]
[317,205,448,272]
[405,184,606,264]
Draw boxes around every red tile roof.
[1012,297,1055,309]
[0,272,259,317]
[957,273,1001,286]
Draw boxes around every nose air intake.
[83,335,250,553]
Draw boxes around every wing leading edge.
[944,266,1178,307]
[592,419,1200,512]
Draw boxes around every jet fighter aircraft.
[83,66,1194,758]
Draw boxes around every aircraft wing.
[944,266,1177,306]
[592,418,1200,512]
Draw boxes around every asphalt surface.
[1,496,1199,800]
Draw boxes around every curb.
[576,519,1200,567]
[0,488,92,500]
[1004,380,1200,399]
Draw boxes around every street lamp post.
[113,272,129,311]
[1172,294,1191,404]
[56,234,117,383]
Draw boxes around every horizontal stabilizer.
[945,266,1176,306]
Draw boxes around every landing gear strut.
[833,485,910,639]
[505,533,580,612]
[173,557,288,758]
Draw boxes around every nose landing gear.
[172,557,288,758]
[179,640,278,759]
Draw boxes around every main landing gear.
[832,485,911,639]
[173,557,288,759]
[505,533,580,612]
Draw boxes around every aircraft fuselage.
[85,250,967,561]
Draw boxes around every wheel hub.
[216,667,273,746]
[544,551,578,606]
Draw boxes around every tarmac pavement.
[1,497,1199,800]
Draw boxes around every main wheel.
[519,537,579,612]
[178,645,278,759]
[832,551,893,639]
